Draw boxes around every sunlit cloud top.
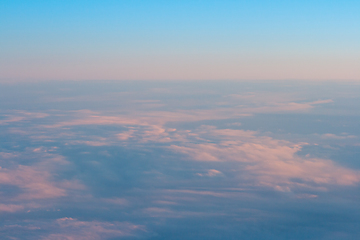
[1,81,360,239]
[1,0,360,81]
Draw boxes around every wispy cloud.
[0,111,48,125]
[196,169,223,177]
[0,204,24,212]
[0,149,85,205]
[42,218,145,240]
[0,165,67,200]
[320,133,357,140]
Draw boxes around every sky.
[1,1,360,239]
[1,0,360,81]
[1,80,360,239]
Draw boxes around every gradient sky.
[1,0,360,81]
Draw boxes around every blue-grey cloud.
[1,81,360,239]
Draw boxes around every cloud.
[0,218,145,240]
[0,116,25,125]
[46,115,142,128]
[320,133,357,140]
[0,165,67,200]
[70,140,110,146]
[0,149,84,203]
[117,129,136,140]
[36,104,359,193]
[102,198,129,206]
[164,189,229,197]
[169,126,360,191]
[37,95,334,147]
[246,155,360,189]
[0,111,48,125]
[196,169,223,177]
[0,152,19,158]
[2,95,351,196]
[34,96,335,152]
[41,218,145,240]
[0,204,24,212]
[229,93,333,113]
[310,99,334,105]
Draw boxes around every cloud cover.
[1,81,360,239]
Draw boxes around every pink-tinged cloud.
[309,99,334,105]
[246,157,360,189]
[117,129,136,140]
[0,152,19,158]
[164,189,229,197]
[37,96,334,149]
[239,99,333,114]
[226,93,334,113]
[320,133,357,140]
[0,204,24,212]
[197,169,223,177]
[38,105,359,192]
[102,198,129,206]
[0,165,67,200]
[41,96,334,143]
[295,194,318,199]
[70,139,110,146]
[0,111,49,125]
[169,126,360,191]
[20,95,349,193]
[0,149,85,202]
[0,116,25,125]
[46,115,143,128]
[41,218,145,240]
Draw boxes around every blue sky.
[1,0,359,80]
